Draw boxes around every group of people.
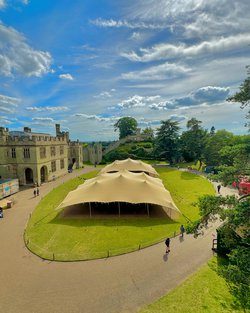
[165,224,185,253]
[33,188,40,197]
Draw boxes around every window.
[60,145,64,155]
[11,148,16,158]
[51,160,56,172]
[23,148,30,159]
[40,147,46,158]
[51,146,56,156]
[60,159,64,169]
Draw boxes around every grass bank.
[157,168,214,221]
[139,258,244,313]
[25,168,214,261]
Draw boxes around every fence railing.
[24,230,179,262]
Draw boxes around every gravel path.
[0,168,238,313]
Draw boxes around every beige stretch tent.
[57,170,180,218]
[99,158,159,177]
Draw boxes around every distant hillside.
[103,141,154,162]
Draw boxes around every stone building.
[83,143,102,165]
[0,124,83,185]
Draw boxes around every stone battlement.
[2,135,67,144]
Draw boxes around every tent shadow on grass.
[50,203,179,227]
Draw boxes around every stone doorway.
[40,166,48,183]
[25,168,33,184]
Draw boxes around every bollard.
[107,250,109,257]
[174,231,176,237]
[139,244,141,250]
[53,253,55,261]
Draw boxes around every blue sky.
[0,0,249,141]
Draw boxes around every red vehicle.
[238,179,250,195]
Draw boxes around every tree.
[186,117,202,131]
[203,131,250,185]
[187,195,250,311]
[155,119,180,164]
[180,118,207,167]
[227,66,250,130]
[142,127,154,141]
[210,126,215,135]
[114,117,138,139]
[203,130,234,166]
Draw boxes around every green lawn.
[157,168,214,221]
[142,159,168,165]
[139,258,244,313]
[25,168,214,261]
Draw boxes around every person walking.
[217,184,221,194]
[165,238,170,253]
[33,189,36,197]
[0,207,3,218]
[36,188,40,196]
[180,225,185,237]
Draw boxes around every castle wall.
[82,143,102,164]
[0,126,71,185]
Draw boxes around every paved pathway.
[0,169,238,313]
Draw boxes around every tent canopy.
[58,170,180,218]
[99,158,159,177]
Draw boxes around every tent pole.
[147,203,149,217]
[89,202,92,218]
[118,202,120,217]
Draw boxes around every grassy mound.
[139,258,244,313]
[157,168,214,221]
[25,168,214,261]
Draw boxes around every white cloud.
[93,89,116,98]
[26,106,69,112]
[0,94,20,113]
[117,95,161,109]
[122,34,250,62]
[130,32,141,40]
[121,62,190,81]
[0,0,5,9]
[175,86,230,106]
[32,117,55,122]
[90,18,168,30]
[93,91,112,98]
[0,24,52,77]
[74,113,106,122]
[74,113,119,123]
[0,115,12,125]
[169,114,187,122]
[148,86,230,110]
[126,0,250,38]
[149,100,175,110]
[59,73,74,80]
[21,0,29,4]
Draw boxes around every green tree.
[114,117,138,139]
[228,66,250,130]
[180,118,207,167]
[187,195,250,311]
[155,119,180,164]
[142,127,154,141]
[203,130,234,166]
[219,144,248,166]
[210,126,216,135]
